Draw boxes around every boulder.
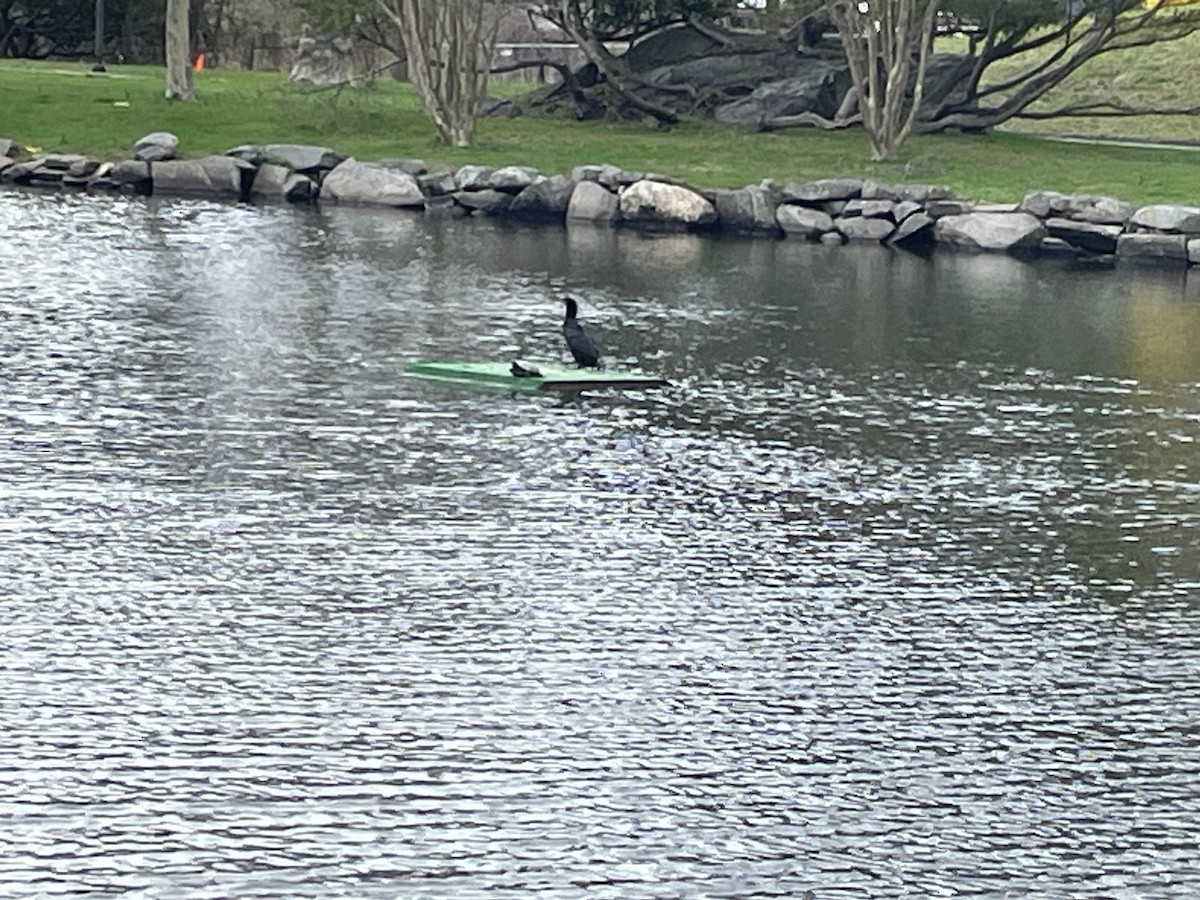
[487,165,541,193]
[453,189,514,215]
[0,157,13,178]
[861,180,900,201]
[5,154,93,186]
[1189,239,1200,266]
[282,173,316,204]
[837,216,895,242]
[1,158,42,184]
[454,164,494,191]
[781,178,863,204]
[87,159,151,194]
[713,59,852,126]
[1039,236,1080,257]
[893,200,923,223]
[61,158,102,188]
[889,212,935,246]
[1021,190,1134,225]
[255,144,346,178]
[844,199,896,220]
[776,205,834,238]
[618,179,717,230]
[1063,195,1135,225]
[1044,218,1122,255]
[320,158,425,208]
[1019,190,1070,218]
[712,185,783,235]
[571,163,624,185]
[566,180,620,224]
[933,212,1046,253]
[250,163,315,204]
[926,199,974,217]
[417,171,457,197]
[153,155,253,199]
[508,175,575,219]
[1116,233,1189,266]
[133,131,179,163]
[1129,204,1200,234]
[893,184,952,203]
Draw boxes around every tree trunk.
[378,0,499,148]
[165,0,193,100]
[828,0,938,160]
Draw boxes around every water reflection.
[2,189,1199,899]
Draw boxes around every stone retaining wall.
[4,135,1200,269]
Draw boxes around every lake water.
[2,189,1199,898]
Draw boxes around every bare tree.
[826,0,938,160]
[918,0,1200,133]
[375,0,502,147]
[165,0,194,99]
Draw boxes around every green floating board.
[405,361,670,392]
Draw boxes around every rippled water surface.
[3,189,1200,898]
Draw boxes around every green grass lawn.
[2,56,1199,205]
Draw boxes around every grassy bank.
[2,57,1199,205]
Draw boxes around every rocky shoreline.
[4,132,1200,269]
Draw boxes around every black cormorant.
[561,296,601,368]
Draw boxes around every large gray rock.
[320,158,425,208]
[776,205,834,238]
[933,212,1046,253]
[1019,190,1071,218]
[567,180,620,224]
[4,154,92,186]
[454,165,495,191]
[1021,190,1134,225]
[250,163,315,204]
[890,212,935,246]
[508,175,575,219]
[153,155,253,199]
[781,178,863,204]
[619,179,717,230]
[134,131,179,163]
[713,59,852,125]
[837,216,895,242]
[252,144,347,178]
[487,165,541,193]
[0,157,13,178]
[926,199,974,217]
[1188,239,1200,266]
[416,171,457,197]
[844,199,897,220]
[87,159,151,194]
[893,200,923,223]
[571,164,644,190]
[712,186,782,235]
[892,183,953,203]
[453,189,514,215]
[1116,233,1189,266]
[1129,204,1200,234]
[1044,218,1122,254]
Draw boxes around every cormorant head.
[562,296,579,320]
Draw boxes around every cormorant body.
[561,296,601,368]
